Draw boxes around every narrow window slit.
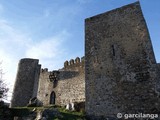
[112,45,115,56]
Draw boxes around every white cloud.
[0,49,17,102]
[0,1,84,102]
[26,30,70,69]
[0,19,31,101]
[0,20,31,50]
[0,19,70,101]
[26,36,62,59]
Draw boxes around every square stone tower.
[85,2,160,119]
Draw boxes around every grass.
[53,107,85,120]
[11,105,86,120]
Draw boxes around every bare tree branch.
[0,62,9,101]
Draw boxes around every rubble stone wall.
[37,57,85,106]
[11,58,41,107]
[85,1,160,118]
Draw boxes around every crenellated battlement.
[64,56,85,69]
[40,57,85,73]
[11,2,160,118]
[41,68,49,73]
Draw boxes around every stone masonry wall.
[37,68,53,106]
[155,63,160,94]
[11,58,41,107]
[85,1,160,119]
[37,57,85,106]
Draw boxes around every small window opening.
[112,45,115,56]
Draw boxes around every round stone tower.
[10,58,41,107]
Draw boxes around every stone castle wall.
[10,2,160,119]
[36,69,53,106]
[37,57,85,106]
[155,63,160,93]
[85,1,160,118]
[10,58,41,107]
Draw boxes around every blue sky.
[0,0,159,101]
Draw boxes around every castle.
[10,57,85,107]
[11,2,160,119]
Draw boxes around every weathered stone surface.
[85,1,160,119]
[27,97,42,107]
[37,57,85,106]
[11,58,41,107]
[10,1,160,120]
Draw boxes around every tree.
[0,62,9,101]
